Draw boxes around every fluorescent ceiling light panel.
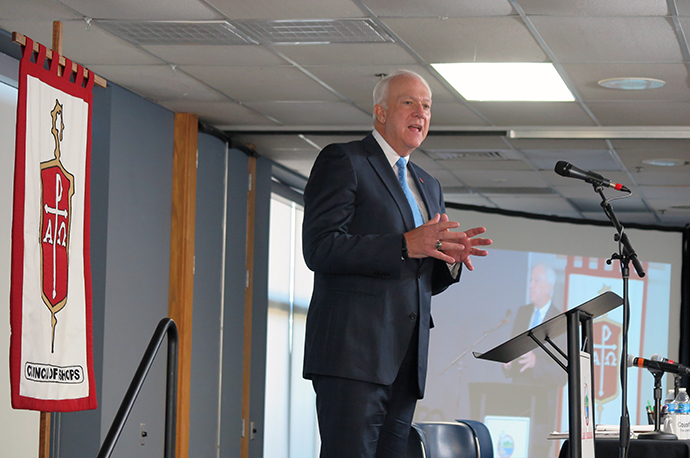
[432,63,575,102]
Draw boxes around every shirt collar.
[372,129,408,169]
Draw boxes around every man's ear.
[374,104,386,124]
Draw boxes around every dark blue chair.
[407,420,493,458]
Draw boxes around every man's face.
[529,265,553,308]
[375,74,431,157]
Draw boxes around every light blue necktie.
[396,157,424,227]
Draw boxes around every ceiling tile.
[182,65,341,102]
[445,194,496,207]
[244,101,372,125]
[276,43,415,66]
[530,16,683,63]
[489,196,581,217]
[569,196,649,213]
[508,138,611,150]
[161,100,277,127]
[234,134,317,150]
[305,64,458,105]
[60,0,219,20]
[89,64,226,102]
[638,186,690,200]
[383,17,548,63]
[142,44,286,66]
[0,0,80,21]
[408,150,444,171]
[474,102,597,126]
[273,159,314,178]
[253,147,319,162]
[586,101,690,126]
[521,148,619,171]
[518,0,668,16]
[451,170,550,187]
[362,0,515,17]
[429,102,492,127]
[440,160,534,172]
[627,171,690,186]
[562,63,690,102]
[421,135,509,150]
[2,20,161,65]
[207,0,364,20]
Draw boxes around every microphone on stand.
[627,355,690,375]
[651,354,690,373]
[554,161,631,193]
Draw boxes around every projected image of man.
[503,263,566,458]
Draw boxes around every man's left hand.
[436,214,492,271]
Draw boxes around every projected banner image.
[416,248,672,458]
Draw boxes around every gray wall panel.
[189,133,227,457]
[219,149,249,458]
[99,84,174,458]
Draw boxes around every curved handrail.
[96,318,178,458]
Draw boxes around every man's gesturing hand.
[403,213,492,269]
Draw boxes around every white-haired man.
[301,70,491,457]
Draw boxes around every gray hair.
[372,70,432,117]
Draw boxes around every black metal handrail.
[96,318,178,458]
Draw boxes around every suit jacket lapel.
[363,134,417,231]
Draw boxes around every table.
[559,438,690,458]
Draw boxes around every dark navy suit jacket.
[302,133,459,397]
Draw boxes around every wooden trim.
[241,157,257,458]
[12,31,107,88]
[39,412,50,458]
[169,113,198,458]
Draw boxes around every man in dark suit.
[302,70,491,458]
[503,263,566,458]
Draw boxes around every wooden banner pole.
[11,29,107,88]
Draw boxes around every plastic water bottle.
[675,388,690,438]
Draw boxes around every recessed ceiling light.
[432,62,575,102]
[642,158,688,167]
[598,77,665,90]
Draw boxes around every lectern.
[473,291,623,458]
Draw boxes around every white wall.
[0,51,40,458]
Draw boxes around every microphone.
[554,161,631,193]
[651,354,690,373]
[627,355,690,375]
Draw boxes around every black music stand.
[473,291,623,458]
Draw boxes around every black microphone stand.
[595,185,645,458]
[637,369,677,440]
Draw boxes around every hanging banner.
[10,36,96,411]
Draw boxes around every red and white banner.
[10,37,96,411]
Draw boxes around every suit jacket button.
[409,313,417,320]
